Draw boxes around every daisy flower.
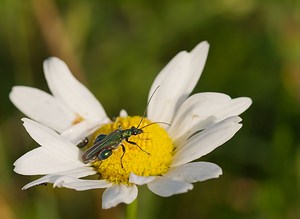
[11,41,252,209]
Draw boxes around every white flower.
[12,41,252,209]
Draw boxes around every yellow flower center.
[89,116,174,184]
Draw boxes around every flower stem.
[126,198,138,219]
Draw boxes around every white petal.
[23,175,62,190]
[22,175,58,190]
[147,42,209,123]
[55,177,112,191]
[147,176,193,197]
[165,162,222,183]
[168,92,230,138]
[171,116,242,167]
[119,109,128,117]
[14,147,84,175]
[9,86,75,132]
[61,119,103,144]
[21,118,81,161]
[22,167,96,190]
[129,173,156,185]
[14,119,86,175]
[43,57,108,122]
[169,93,252,142]
[58,166,96,178]
[102,184,138,209]
[215,97,252,119]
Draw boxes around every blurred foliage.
[0,0,299,218]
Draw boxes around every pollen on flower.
[72,114,84,125]
[89,116,174,184]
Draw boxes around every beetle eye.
[135,129,142,135]
[98,149,112,160]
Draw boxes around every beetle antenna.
[136,85,160,128]
[140,121,171,130]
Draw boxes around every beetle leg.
[120,144,126,168]
[125,139,151,155]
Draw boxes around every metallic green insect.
[81,125,150,167]
[79,86,166,167]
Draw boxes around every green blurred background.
[0,0,299,218]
